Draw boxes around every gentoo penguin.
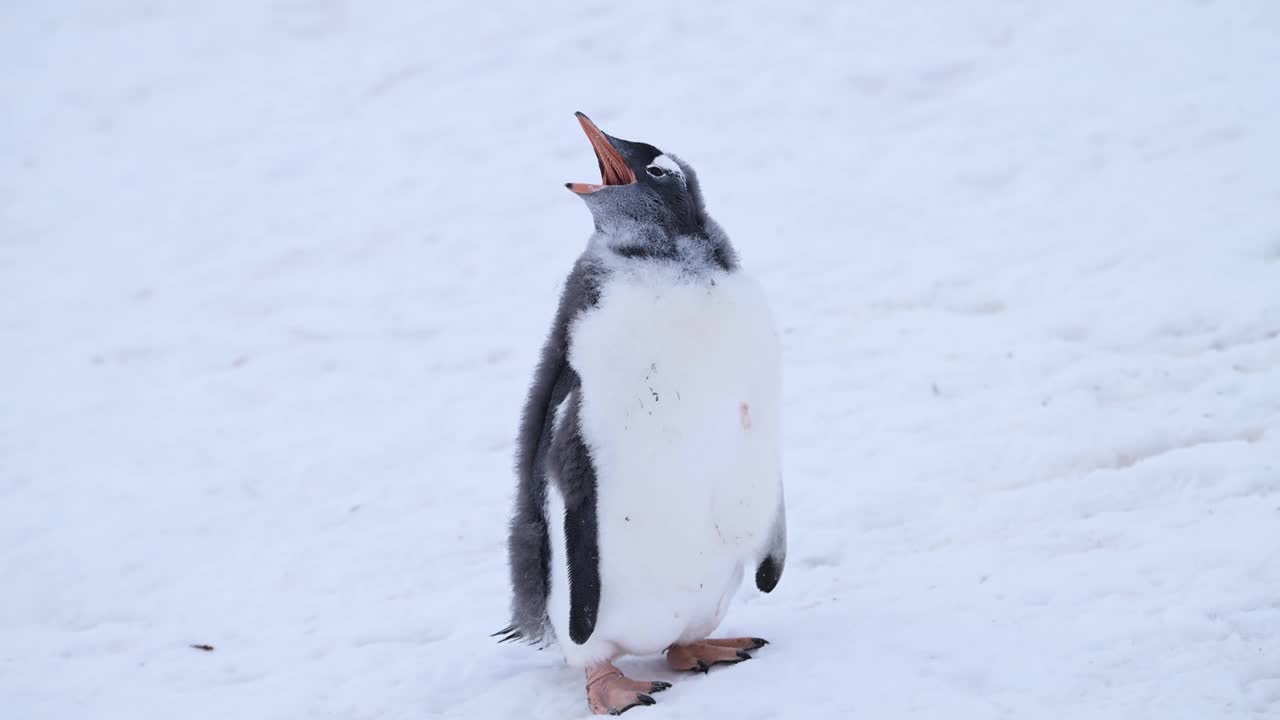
[497,112,786,715]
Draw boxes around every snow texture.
[2,2,1279,719]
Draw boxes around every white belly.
[547,263,783,666]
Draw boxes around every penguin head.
[566,112,708,239]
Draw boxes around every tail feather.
[491,624,524,644]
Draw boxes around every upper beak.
[567,112,637,194]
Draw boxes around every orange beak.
[567,112,637,194]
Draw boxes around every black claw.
[736,650,752,661]
[697,660,710,673]
[750,637,769,649]
[649,681,672,693]
[610,695,657,715]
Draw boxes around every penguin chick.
[499,112,786,716]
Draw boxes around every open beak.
[567,112,637,194]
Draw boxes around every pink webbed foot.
[585,662,671,715]
[666,637,769,673]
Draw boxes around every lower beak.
[567,112,636,194]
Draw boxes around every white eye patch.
[648,154,684,178]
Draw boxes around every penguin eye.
[646,165,666,178]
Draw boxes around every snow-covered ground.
[4,2,1279,718]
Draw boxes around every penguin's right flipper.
[563,495,601,644]
[548,391,602,645]
[506,259,604,644]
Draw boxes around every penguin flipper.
[754,492,786,593]
[506,258,603,645]
[549,392,602,645]
[564,495,601,644]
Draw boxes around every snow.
[2,1,1278,718]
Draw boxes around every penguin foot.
[585,662,667,715]
[702,637,769,651]
[665,637,766,672]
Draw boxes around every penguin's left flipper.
[755,492,787,593]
